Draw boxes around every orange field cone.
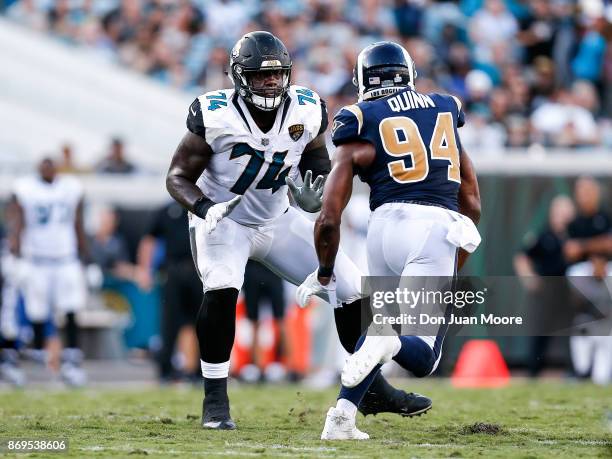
[230,297,252,375]
[283,303,311,376]
[451,339,510,388]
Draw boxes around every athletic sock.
[32,322,45,349]
[336,398,358,418]
[337,364,383,407]
[65,312,79,349]
[334,333,377,406]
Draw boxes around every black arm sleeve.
[186,98,206,139]
[298,145,331,178]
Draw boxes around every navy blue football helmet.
[353,42,417,101]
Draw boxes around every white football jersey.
[189,85,326,225]
[13,175,83,259]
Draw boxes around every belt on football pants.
[388,200,451,211]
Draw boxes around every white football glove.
[296,269,339,308]
[285,170,325,213]
[204,195,242,234]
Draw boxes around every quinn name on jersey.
[186,85,327,226]
[331,89,465,212]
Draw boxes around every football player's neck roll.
[229,31,292,127]
[353,41,417,102]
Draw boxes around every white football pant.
[190,206,363,305]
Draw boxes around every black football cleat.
[201,393,236,430]
[359,388,432,417]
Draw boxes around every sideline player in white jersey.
[166,31,432,430]
[8,158,88,386]
[0,223,26,386]
[296,42,482,439]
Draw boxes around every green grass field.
[0,380,611,458]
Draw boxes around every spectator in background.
[505,115,531,148]
[56,143,87,174]
[531,89,600,147]
[6,0,47,31]
[571,13,610,85]
[469,0,517,63]
[514,195,575,377]
[392,0,424,39]
[571,80,601,117]
[563,177,612,385]
[528,56,557,108]
[515,195,575,278]
[135,200,200,383]
[567,177,610,245]
[516,0,557,65]
[464,69,493,114]
[89,206,135,282]
[95,137,136,174]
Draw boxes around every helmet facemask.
[232,65,291,111]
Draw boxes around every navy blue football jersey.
[331,88,465,211]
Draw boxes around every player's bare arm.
[457,149,481,270]
[315,141,374,283]
[166,131,213,212]
[300,133,331,178]
[167,132,240,233]
[6,194,24,257]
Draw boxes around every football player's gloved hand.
[296,269,338,309]
[204,195,242,234]
[285,170,325,213]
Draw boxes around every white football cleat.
[60,349,87,388]
[60,362,87,387]
[0,350,26,387]
[320,407,369,440]
[341,335,401,388]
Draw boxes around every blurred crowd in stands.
[2,0,612,152]
[58,137,139,175]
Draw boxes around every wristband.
[317,265,334,278]
[192,195,215,219]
